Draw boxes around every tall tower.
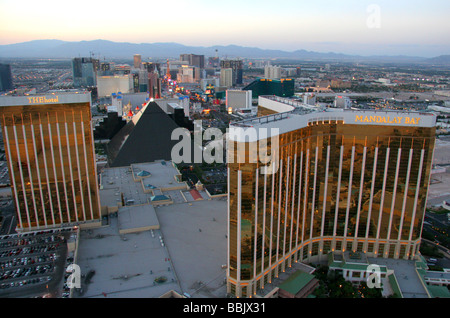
[134,54,142,69]
[220,59,243,85]
[0,93,101,232]
[226,96,436,297]
[72,57,98,87]
[180,54,205,69]
[0,63,13,92]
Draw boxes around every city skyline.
[0,0,449,57]
[0,45,449,299]
[0,1,449,299]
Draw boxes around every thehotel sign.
[355,115,421,125]
[27,96,59,104]
[0,93,91,107]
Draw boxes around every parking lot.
[0,162,10,185]
[0,228,77,298]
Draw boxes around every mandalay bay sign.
[355,115,422,125]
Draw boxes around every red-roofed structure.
[190,189,203,201]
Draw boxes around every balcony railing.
[230,95,318,127]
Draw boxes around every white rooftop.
[74,197,228,298]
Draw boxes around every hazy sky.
[0,0,449,57]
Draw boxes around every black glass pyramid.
[107,101,192,167]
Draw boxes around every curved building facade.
[226,96,436,297]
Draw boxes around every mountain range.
[0,39,449,65]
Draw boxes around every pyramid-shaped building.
[107,101,193,167]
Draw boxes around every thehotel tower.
[0,93,101,231]
[226,95,436,297]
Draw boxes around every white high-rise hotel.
[227,96,436,297]
[264,65,282,79]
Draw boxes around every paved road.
[427,195,450,207]
[425,212,449,227]
[422,238,450,261]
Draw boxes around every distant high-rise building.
[177,66,194,83]
[179,54,189,64]
[72,57,99,87]
[96,74,134,97]
[220,59,243,85]
[226,90,252,110]
[177,66,201,83]
[0,93,101,232]
[138,69,148,92]
[208,56,220,68]
[226,96,436,297]
[143,62,161,75]
[134,54,142,69]
[220,68,233,88]
[242,78,294,99]
[264,65,282,79]
[115,64,131,75]
[148,72,161,99]
[0,63,13,92]
[98,62,114,76]
[180,54,205,69]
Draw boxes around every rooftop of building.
[229,95,436,134]
[74,216,179,298]
[427,284,450,298]
[369,257,429,298]
[0,92,91,107]
[327,251,448,298]
[424,270,450,281]
[278,270,318,296]
[99,160,194,209]
[73,194,228,298]
[255,262,316,298]
[116,204,160,234]
[74,157,228,298]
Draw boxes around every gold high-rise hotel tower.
[0,93,101,231]
[227,96,436,297]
